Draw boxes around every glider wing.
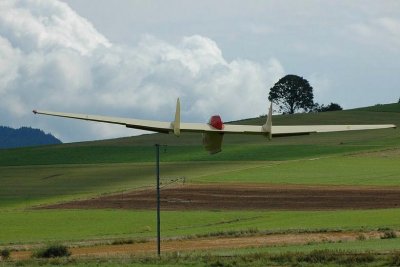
[33,98,396,153]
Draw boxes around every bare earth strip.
[10,231,389,260]
[42,184,400,210]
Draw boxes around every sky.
[0,0,399,142]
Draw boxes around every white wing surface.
[271,124,396,136]
[32,109,396,134]
[33,110,173,133]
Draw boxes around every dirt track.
[10,230,388,260]
[43,184,400,210]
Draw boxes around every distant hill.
[0,126,62,149]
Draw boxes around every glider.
[33,98,396,154]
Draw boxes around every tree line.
[0,126,61,149]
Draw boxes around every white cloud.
[0,0,284,142]
[0,0,110,55]
[0,36,20,95]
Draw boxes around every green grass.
[1,209,400,245]
[0,142,395,166]
[228,235,400,255]
[0,162,154,209]
[353,102,400,113]
[0,161,265,209]
[193,155,400,185]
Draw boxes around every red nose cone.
[209,115,224,130]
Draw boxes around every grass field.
[0,161,267,208]
[217,237,400,255]
[1,152,400,209]
[1,209,400,245]
[193,154,400,185]
[0,103,400,265]
[0,141,396,166]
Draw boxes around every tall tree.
[268,74,314,114]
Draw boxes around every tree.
[268,75,314,114]
[398,97,400,103]
[314,102,343,112]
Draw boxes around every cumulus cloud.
[0,0,110,54]
[0,0,284,142]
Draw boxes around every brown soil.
[10,230,387,260]
[42,184,400,210]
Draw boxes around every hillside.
[0,126,62,149]
[0,103,398,166]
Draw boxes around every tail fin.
[172,98,181,136]
[262,103,272,140]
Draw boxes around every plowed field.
[43,184,400,210]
